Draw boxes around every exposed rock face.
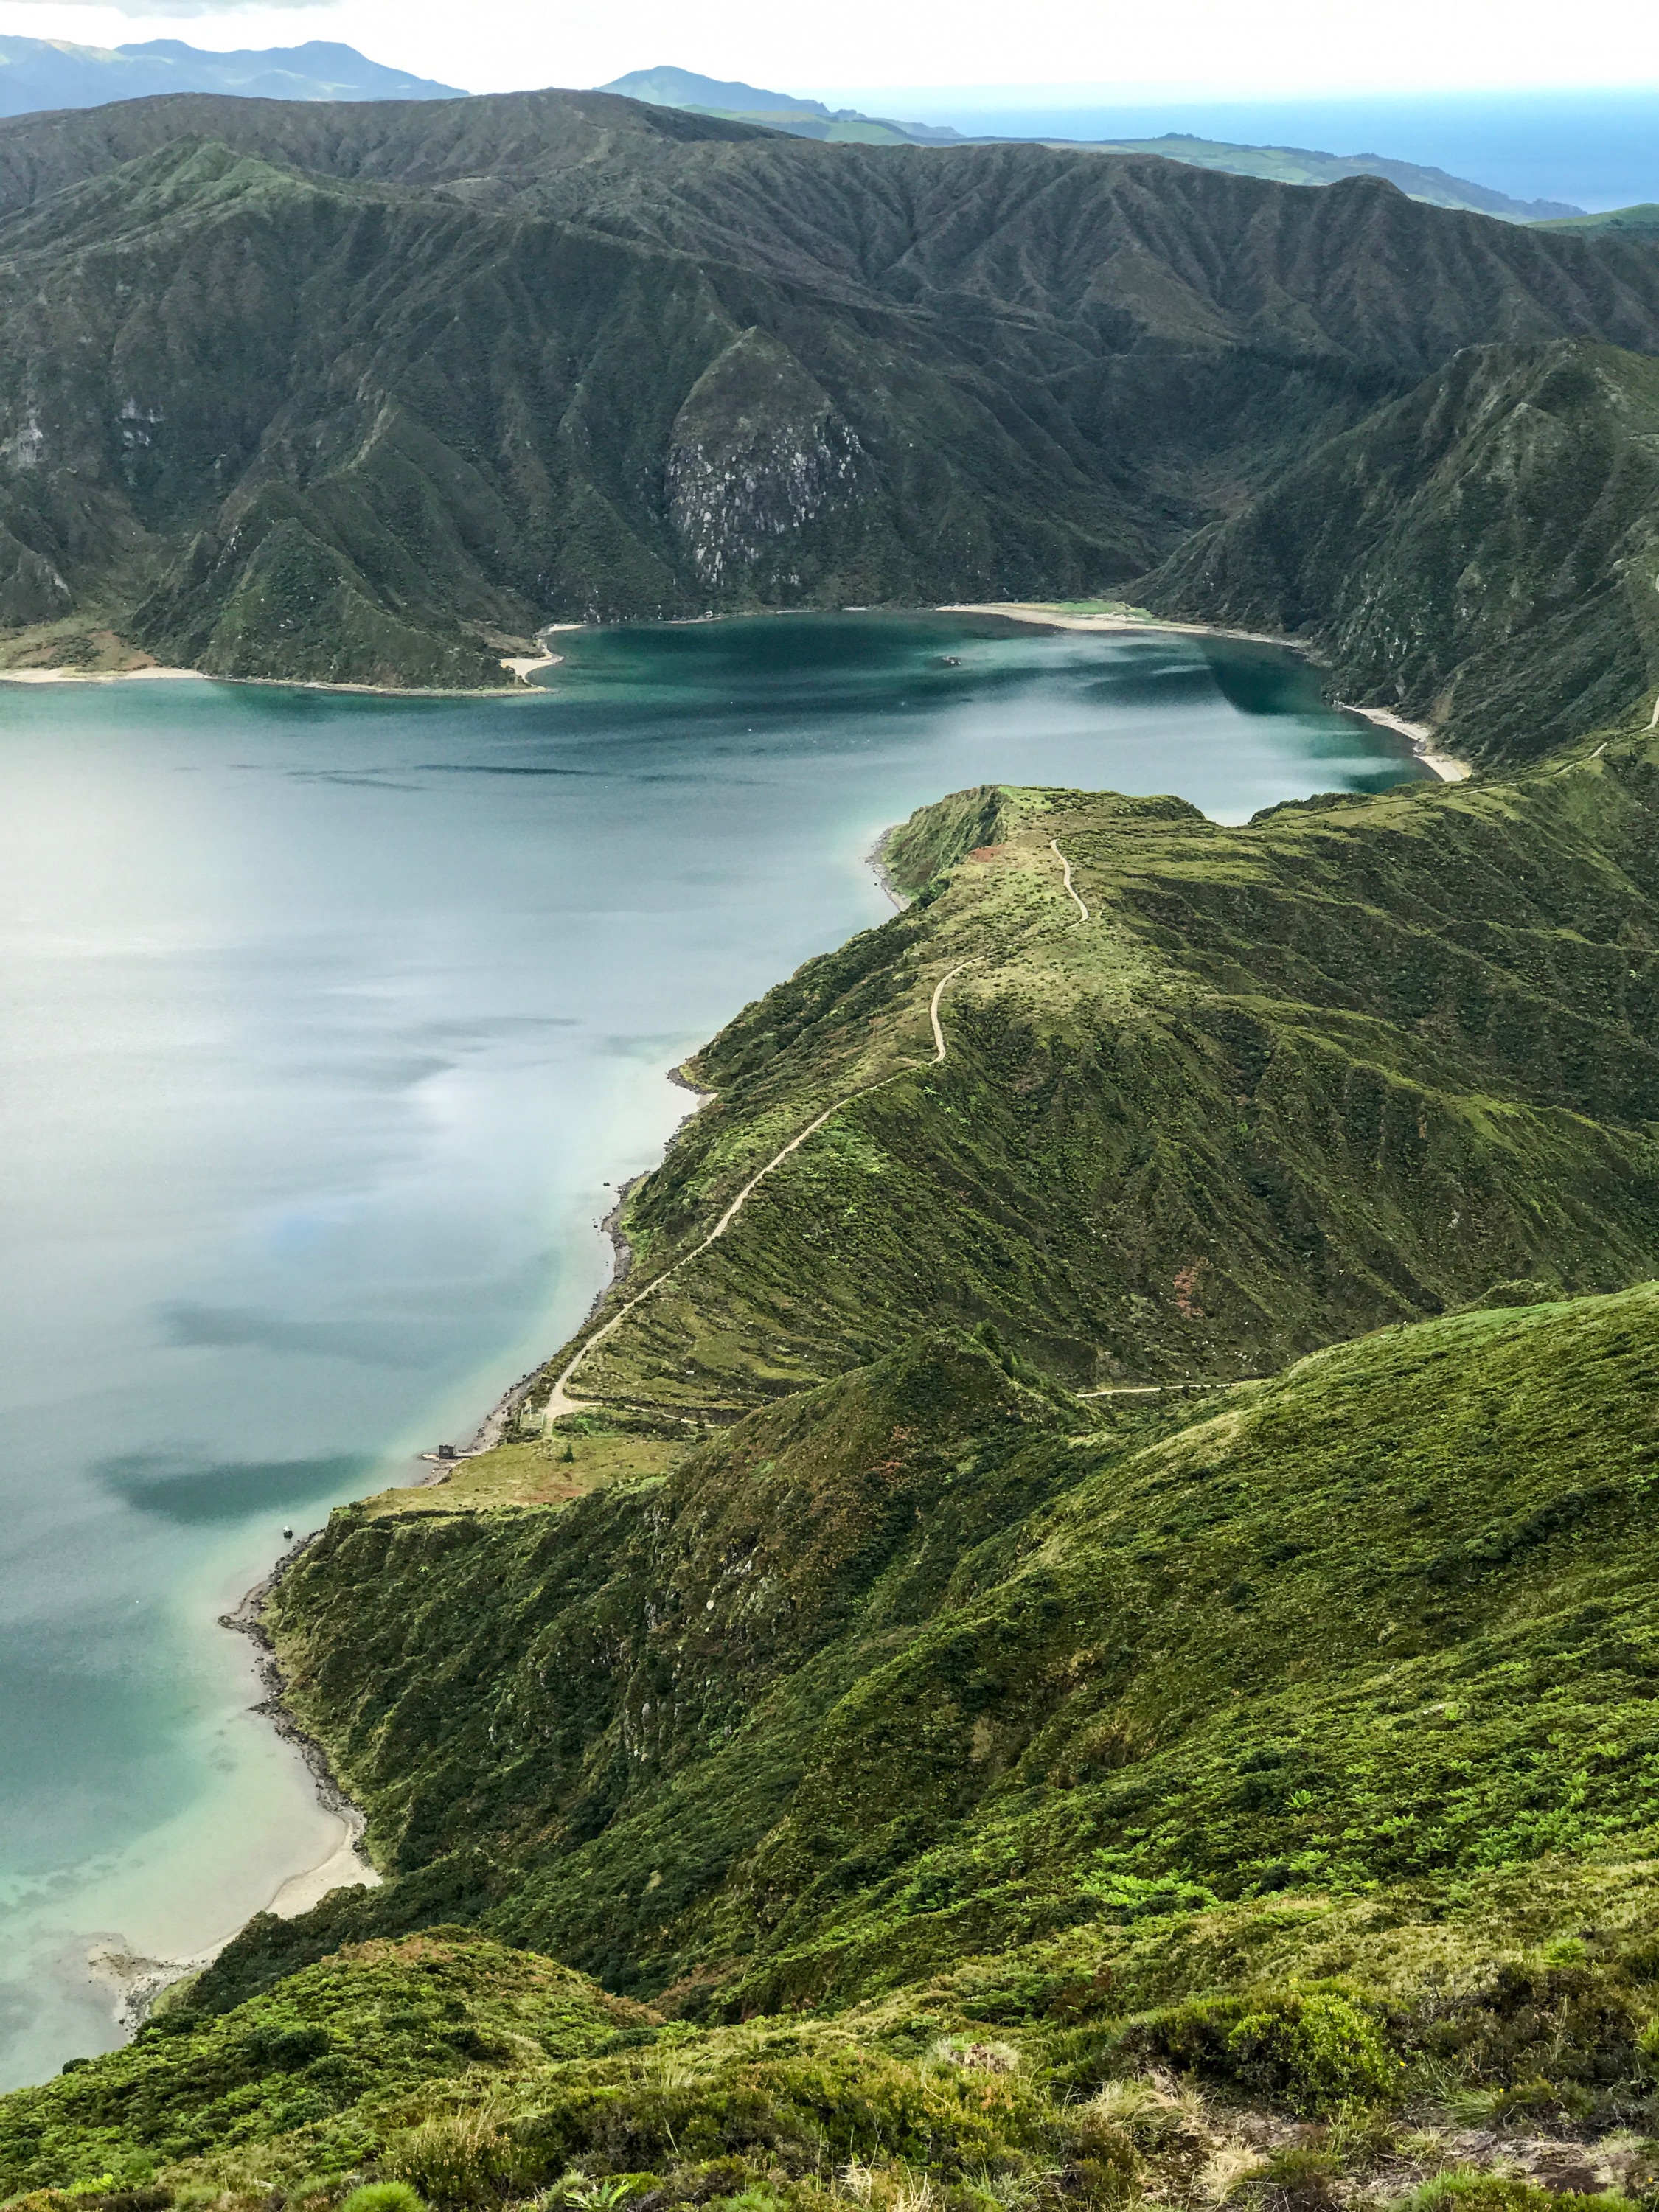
[1,89,1659,698]
[666,329,863,594]
[0,523,69,623]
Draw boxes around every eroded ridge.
[541,957,975,1425]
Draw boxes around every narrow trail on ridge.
[1050,838,1089,920]
[540,959,977,1425]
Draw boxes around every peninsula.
[9,76,1659,2212]
[10,684,1659,2210]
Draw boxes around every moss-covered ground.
[16,728,1659,2212]
[519,716,1659,1419]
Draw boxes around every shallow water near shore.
[0,610,1425,2089]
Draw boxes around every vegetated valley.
[12,80,1659,2212]
[0,83,1656,754]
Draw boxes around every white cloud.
[4,0,316,13]
[0,0,1653,96]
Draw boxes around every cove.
[0,610,1426,2090]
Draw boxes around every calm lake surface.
[0,611,1426,2088]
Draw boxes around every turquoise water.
[817,89,1659,211]
[0,611,1425,2088]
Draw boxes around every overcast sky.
[0,0,1652,102]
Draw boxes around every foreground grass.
[15,740,1659,2211]
[11,1894,1659,2211]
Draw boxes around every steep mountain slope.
[18,1281,1659,2204]
[1142,341,1659,765]
[512,731,1659,1414]
[223,1279,1659,2012]
[1,91,1658,700]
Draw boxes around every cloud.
[94,1449,376,1524]
[6,0,321,11]
[159,1301,428,1365]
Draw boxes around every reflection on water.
[0,612,1423,2087]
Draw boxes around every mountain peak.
[0,33,465,116]
[597,63,963,143]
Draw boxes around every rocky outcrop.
[666,329,863,594]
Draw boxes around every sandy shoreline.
[0,623,582,695]
[942,599,1296,650]
[1330,699,1472,782]
[0,663,207,685]
[97,596,1466,2045]
[0,665,552,699]
[221,1555,380,1895]
[86,1782,378,2032]
[943,601,1475,782]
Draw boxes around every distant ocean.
[810,87,1659,212]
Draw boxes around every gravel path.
[541,959,975,1425]
[1050,838,1089,919]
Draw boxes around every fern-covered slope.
[1142,342,1659,766]
[4,91,1659,697]
[528,732,1659,1416]
[0,1938,646,2195]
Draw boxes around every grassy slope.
[205,1278,1659,2016]
[512,730,1659,1416]
[16,1287,1659,2202]
[1141,343,1659,765]
[0,1938,649,2194]
[1,93,1659,700]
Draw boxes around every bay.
[816,88,1659,212]
[0,610,1425,2089]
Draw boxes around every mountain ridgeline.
[0,36,462,117]
[0,83,1653,745]
[19,80,1659,2212]
[17,712,1659,2210]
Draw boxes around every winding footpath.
[1050,838,1089,920]
[541,959,975,1425]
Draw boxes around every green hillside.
[247,1277,1659,2009]
[16,1284,1659,2205]
[1142,341,1659,765]
[0,88,1654,717]
[528,737,1659,1409]
[1077,134,1579,221]
[16,712,1659,2206]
